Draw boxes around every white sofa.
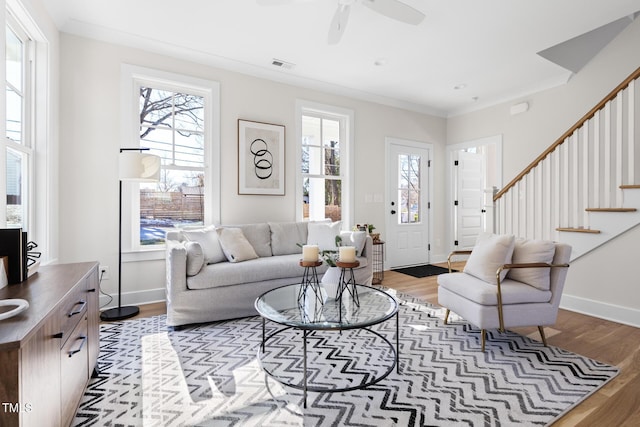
[165,221,373,327]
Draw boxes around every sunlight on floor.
[141,332,302,426]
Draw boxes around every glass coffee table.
[255,283,399,407]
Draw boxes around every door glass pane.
[398,154,421,224]
[409,189,420,223]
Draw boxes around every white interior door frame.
[447,135,503,253]
[385,137,434,268]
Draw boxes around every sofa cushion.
[235,223,272,257]
[182,226,226,264]
[438,272,552,305]
[184,241,205,276]
[506,238,556,290]
[307,221,342,251]
[340,231,367,256]
[186,254,330,290]
[270,222,308,255]
[216,227,259,263]
[463,233,515,283]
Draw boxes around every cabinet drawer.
[58,284,88,347]
[60,316,89,427]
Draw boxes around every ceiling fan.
[258,0,426,44]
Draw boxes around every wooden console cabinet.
[0,262,99,427]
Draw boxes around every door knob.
[390,210,396,215]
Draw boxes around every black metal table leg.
[303,329,308,408]
[396,311,400,373]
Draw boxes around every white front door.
[385,139,431,268]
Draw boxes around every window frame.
[295,99,354,226]
[120,65,220,260]
[3,11,34,232]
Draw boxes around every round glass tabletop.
[255,283,398,330]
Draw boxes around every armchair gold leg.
[444,309,450,325]
[481,329,486,352]
[537,326,548,346]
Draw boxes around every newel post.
[483,186,498,234]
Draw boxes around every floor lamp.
[100,148,161,321]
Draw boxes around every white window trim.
[3,1,51,263]
[295,99,354,227]
[120,64,220,261]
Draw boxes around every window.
[138,87,205,245]
[297,101,353,225]
[4,15,32,230]
[122,65,220,252]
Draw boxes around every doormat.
[392,264,455,278]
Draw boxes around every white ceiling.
[41,0,640,117]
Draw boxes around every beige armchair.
[437,234,571,351]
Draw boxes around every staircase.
[494,67,640,261]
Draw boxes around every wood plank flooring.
[113,263,640,426]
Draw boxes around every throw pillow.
[340,231,367,256]
[237,223,272,257]
[307,221,342,251]
[463,233,515,284]
[269,222,308,255]
[182,226,226,264]
[506,238,556,290]
[216,227,259,263]
[184,241,205,276]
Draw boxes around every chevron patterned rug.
[73,290,618,426]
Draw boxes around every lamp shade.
[119,151,161,181]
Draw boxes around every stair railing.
[494,66,640,240]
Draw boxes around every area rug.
[392,264,455,278]
[72,290,618,426]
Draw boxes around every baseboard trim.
[99,287,166,310]
[560,294,640,328]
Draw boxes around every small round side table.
[335,260,360,307]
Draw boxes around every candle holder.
[335,260,360,309]
[298,260,324,312]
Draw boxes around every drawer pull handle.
[68,300,87,317]
[87,288,96,292]
[68,336,87,357]
[53,332,64,339]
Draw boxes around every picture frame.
[238,119,285,195]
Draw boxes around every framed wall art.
[238,119,285,195]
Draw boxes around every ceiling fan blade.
[361,0,425,25]
[328,4,351,45]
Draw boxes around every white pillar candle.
[302,245,319,262]
[339,246,356,263]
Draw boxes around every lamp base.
[100,305,140,321]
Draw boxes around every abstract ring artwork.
[250,138,273,180]
[238,119,285,195]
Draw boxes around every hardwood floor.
[114,264,640,426]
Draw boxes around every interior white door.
[455,150,484,249]
[386,141,431,268]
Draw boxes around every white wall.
[57,34,447,304]
[447,18,640,325]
